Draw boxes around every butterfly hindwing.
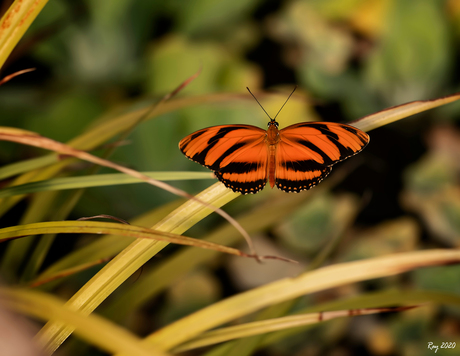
[179,125,268,194]
[275,139,332,192]
[214,139,268,194]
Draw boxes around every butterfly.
[179,88,369,194]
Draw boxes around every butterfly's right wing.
[275,122,369,193]
[179,125,269,194]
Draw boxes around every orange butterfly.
[179,89,369,194]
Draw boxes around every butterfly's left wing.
[179,125,269,194]
[276,122,369,192]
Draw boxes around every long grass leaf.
[0,190,60,280]
[0,288,169,356]
[0,127,257,256]
[100,191,314,321]
[32,200,183,286]
[260,289,460,348]
[352,92,460,132]
[0,0,49,69]
[139,249,460,351]
[0,220,254,258]
[36,183,239,353]
[0,172,213,198]
[175,306,415,352]
[0,155,59,180]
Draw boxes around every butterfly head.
[268,120,279,129]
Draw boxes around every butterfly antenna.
[273,85,297,121]
[246,87,273,121]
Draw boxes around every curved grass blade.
[205,289,460,356]
[212,192,365,356]
[0,220,268,260]
[0,0,49,69]
[30,257,114,288]
[0,155,61,181]
[19,71,202,282]
[0,288,169,356]
[31,200,183,288]
[0,172,213,198]
[137,249,460,351]
[100,190,316,321]
[260,289,460,349]
[352,92,460,132]
[174,306,416,352]
[0,68,35,86]
[0,94,247,182]
[0,158,72,218]
[36,184,239,353]
[0,189,61,281]
[0,127,257,257]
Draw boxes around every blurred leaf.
[448,0,460,37]
[160,271,221,324]
[174,0,261,36]
[402,187,460,246]
[276,1,354,75]
[227,236,306,290]
[349,0,391,37]
[413,265,460,295]
[403,153,456,195]
[24,91,103,142]
[276,193,359,253]
[146,34,260,94]
[272,0,379,118]
[402,133,460,245]
[364,0,452,103]
[340,217,419,262]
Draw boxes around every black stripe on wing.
[292,122,368,146]
[215,170,267,194]
[214,159,268,194]
[275,167,331,193]
[181,128,246,168]
[280,122,369,165]
[179,125,265,170]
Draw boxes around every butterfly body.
[266,121,280,188]
[179,118,369,195]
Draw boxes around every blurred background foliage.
[1,0,460,355]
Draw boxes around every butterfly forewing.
[280,122,369,165]
[179,125,269,194]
